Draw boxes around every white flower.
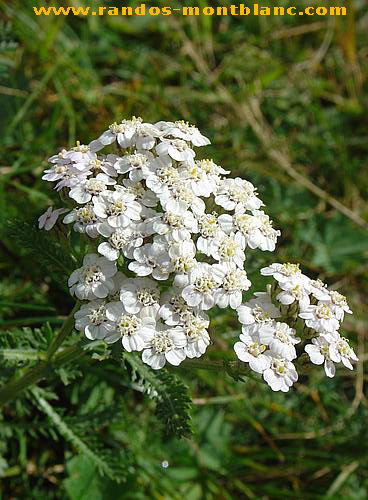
[40,117,359,392]
[212,263,251,309]
[169,240,197,283]
[47,148,71,165]
[260,262,302,284]
[68,254,117,300]
[263,355,298,392]
[218,211,280,251]
[156,120,210,146]
[196,158,229,176]
[63,203,103,238]
[196,213,222,256]
[142,326,187,369]
[74,300,114,340]
[38,207,68,230]
[54,168,91,191]
[299,303,340,334]
[305,336,337,378]
[215,177,263,213]
[276,275,311,309]
[309,279,331,301]
[321,290,352,321]
[69,173,115,204]
[66,142,96,162]
[98,227,143,261]
[122,178,158,208]
[159,290,194,326]
[180,162,214,197]
[115,151,154,181]
[237,291,280,326]
[181,263,219,310]
[145,163,182,196]
[93,119,138,148]
[120,277,160,318]
[156,138,195,164]
[258,321,300,361]
[196,159,230,189]
[42,163,71,182]
[104,302,156,351]
[159,183,205,216]
[210,232,245,268]
[90,117,160,151]
[182,312,211,358]
[128,242,171,280]
[73,154,119,178]
[151,211,198,242]
[234,332,271,373]
[134,122,161,150]
[328,332,358,370]
[93,189,142,228]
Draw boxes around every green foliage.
[4,218,75,278]
[32,388,130,483]
[123,353,192,439]
[63,455,128,500]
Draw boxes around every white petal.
[165,348,186,366]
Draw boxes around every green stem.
[0,343,86,408]
[0,302,82,408]
[178,359,263,383]
[0,316,65,328]
[46,301,80,359]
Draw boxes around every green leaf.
[63,455,107,500]
[32,388,128,482]
[123,353,192,439]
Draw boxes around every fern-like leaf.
[32,388,129,482]
[4,219,74,278]
[123,353,192,439]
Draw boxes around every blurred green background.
[1,0,368,498]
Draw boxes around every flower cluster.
[234,263,357,391]
[40,118,357,391]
